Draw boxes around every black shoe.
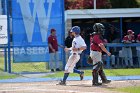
[102,80,111,84]
[58,81,66,85]
[56,68,61,71]
[80,71,84,80]
[92,83,102,86]
[51,69,54,72]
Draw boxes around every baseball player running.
[90,23,111,86]
[58,26,87,85]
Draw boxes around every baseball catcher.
[90,23,111,86]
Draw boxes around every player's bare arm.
[58,44,64,48]
[78,46,87,51]
[99,43,111,56]
[64,47,70,52]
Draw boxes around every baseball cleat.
[57,81,66,85]
[102,80,111,84]
[92,83,102,86]
[80,71,84,80]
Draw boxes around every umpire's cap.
[70,26,80,34]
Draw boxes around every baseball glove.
[87,56,93,65]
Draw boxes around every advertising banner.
[12,0,64,62]
[0,15,7,44]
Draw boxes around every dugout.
[72,17,140,68]
[65,8,140,67]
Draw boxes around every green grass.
[0,57,4,69]
[1,56,140,79]
[12,62,48,72]
[43,68,140,78]
[0,56,49,79]
[0,56,49,73]
[0,57,17,79]
[105,69,140,76]
[0,74,18,80]
[111,86,140,93]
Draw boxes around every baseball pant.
[90,50,102,69]
[65,53,80,73]
[49,52,59,69]
[122,47,133,67]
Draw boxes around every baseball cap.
[127,30,134,34]
[51,28,56,33]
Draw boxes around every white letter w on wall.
[17,0,55,42]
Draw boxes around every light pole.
[93,0,96,10]
[0,0,2,14]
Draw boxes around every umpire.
[90,23,111,86]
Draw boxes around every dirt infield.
[0,80,140,93]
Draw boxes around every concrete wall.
[65,19,72,37]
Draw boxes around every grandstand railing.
[106,43,140,68]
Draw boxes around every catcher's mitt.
[87,56,93,65]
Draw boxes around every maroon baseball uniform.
[122,35,135,43]
[90,34,104,52]
[48,35,58,53]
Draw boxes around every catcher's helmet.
[93,23,105,35]
[70,26,80,34]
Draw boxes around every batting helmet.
[93,23,105,35]
[127,30,134,34]
[70,26,80,34]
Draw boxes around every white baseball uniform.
[65,35,86,73]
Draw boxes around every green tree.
[110,0,139,8]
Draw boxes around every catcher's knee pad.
[98,61,103,66]
[94,61,103,72]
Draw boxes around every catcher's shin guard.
[92,70,102,86]
[99,70,111,84]
[95,61,103,72]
